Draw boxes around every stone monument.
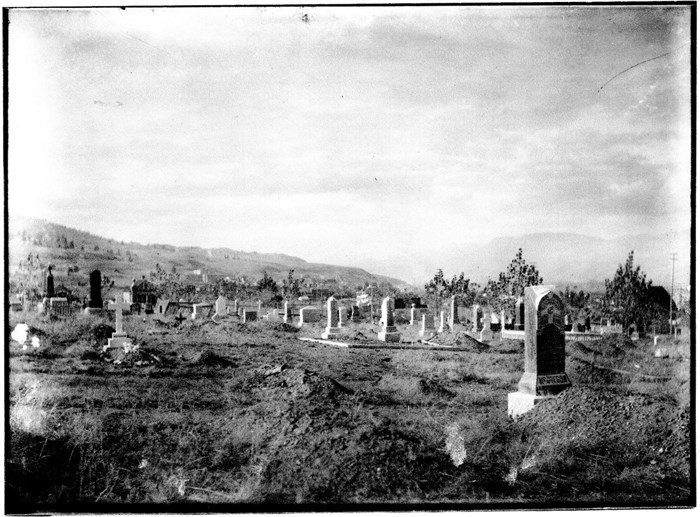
[515,297,524,330]
[420,313,437,340]
[106,299,133,349]
[215,296,227,318]
[322,296,342,339]
[377,297,400,342]
[283,301,291,324]
[449,295,463,331]
[87,269,103,310]
[508,285,571,418]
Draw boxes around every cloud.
[8,6,691,281]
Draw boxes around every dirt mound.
[258,367,352,400]
[376,375,455,399]
[189,350,236,368]
[265,322,299,333]
[517,386,690,478]
[488,339,523,354]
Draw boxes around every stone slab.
[508,391,551,419]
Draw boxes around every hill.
[365,231,691,291]
[7,216,411,299]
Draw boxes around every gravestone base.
[517,372,571,396]
[322,327,342,339]
[508,392,551,419]
[105,333,132,350]
[378,326,401,342]
[84,307,104,316]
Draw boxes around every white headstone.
[322,297,342,339]
[215,296,227,317]
[107,298,132,349]
[378,297,400,342]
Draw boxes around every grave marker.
[449,296,462,330]
[298,306,321,326]
[322,296,342,339]
[88,270,103,309]
[106,299,133,349]
[515,297,524,330]
[243,309,258,322]
[377,297,400,342]
[49,297,71,317]
[508,285,571,418]
[420,313,437,340]
[410,303,417,326]
[215,296,227,317]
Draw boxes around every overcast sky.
[8,6,692,283]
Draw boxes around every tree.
[483,248,542,312]
[603,251,652,331]
[257,271,278,294]
[282,269,304,301]
[424,269,449,318]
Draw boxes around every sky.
[7,5,692,284]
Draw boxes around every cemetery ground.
[6,311,691,511]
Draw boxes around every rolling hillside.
[7,216,411,299]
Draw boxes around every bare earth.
[6,312,692,511]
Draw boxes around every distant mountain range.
[362,231,692,292]
[7,216,412,295]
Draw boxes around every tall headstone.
[501,309,506,332]
[420,314,437,340]
[106,299,133,349]
[409,303,417,326]
[438,311,446,333]
[234,299,239,315]
[88,270,103,309]
[44,266,55,298]
[449,296,461,330]
[515,297,524,330]
[377,297,400,342]
[257,300,263,316]
[322,297,342,339]
[283,301,291,324]
[508,285,571,418]
[350,305,361,322]
[472,305,483,332]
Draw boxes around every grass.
[6,309,692,510]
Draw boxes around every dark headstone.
[517,285,571,396]
[45,266,55,298]
[89,270,103,308]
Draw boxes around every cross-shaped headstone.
[175,311,187,326]
[108,299,131,335]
